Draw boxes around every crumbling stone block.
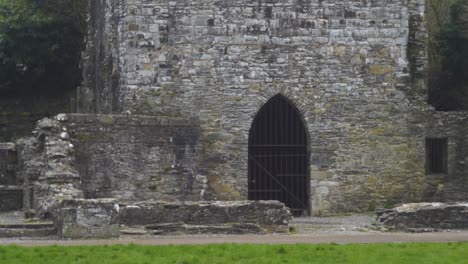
[57,199,119,239]
[120,200,292,233]
[377,202,468,230]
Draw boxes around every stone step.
[0,222,56,238]
[121,222,267,236]
[290,215,377,234]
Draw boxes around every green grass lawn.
[0,243,467,264]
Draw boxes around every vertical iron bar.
[434,139,436,172]
[274,98,277,203]
[279,97,283,205]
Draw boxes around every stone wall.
[24,110,468,216]
[421,112,468,202]
[67,114,202,202]
[78,0,123,113]
[6,0,467,218]
[68,0,468,215]
[23,114,202,213]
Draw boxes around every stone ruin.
[377,202,468,231]
[1,0,468,238]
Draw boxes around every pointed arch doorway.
[248,94,310,216]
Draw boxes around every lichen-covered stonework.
[378,202,468,230]
[120,200,291,233]
[17,114,201,215]
[57,199,120,239]
[17,116,83,217]
[67,114,202,202]
[67,0,468,215]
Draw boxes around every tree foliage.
[426,0,452,70]
[428,0,468,110]
[0,0,86,96]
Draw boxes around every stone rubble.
[377,202,468,231]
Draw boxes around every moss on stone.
[366,176,379,185]
[207,175,240,200]
[76,133,97,143]
[369,127,386,136]
[368,65,393,75]
[99,115,114,125]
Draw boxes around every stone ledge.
[120,200,292,233]
[0,227,56,238]
[0,143,15,151]
[377,202,468,230]
[143,222,265,235]
[0,185,22,191]
[59,114,198,127]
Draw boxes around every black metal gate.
[248,94,309,216]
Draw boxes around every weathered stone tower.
[4,0,468,224]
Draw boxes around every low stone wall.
[55,199,290,238]
[64,114,202,202]
[0,186,23,212]
[19,114,200,218]
[120,200,292,233]
[377,202,468,230]
[57,199,119,239]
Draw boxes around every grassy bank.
[0,242,467,264]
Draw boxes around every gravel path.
[2,232,468,246]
